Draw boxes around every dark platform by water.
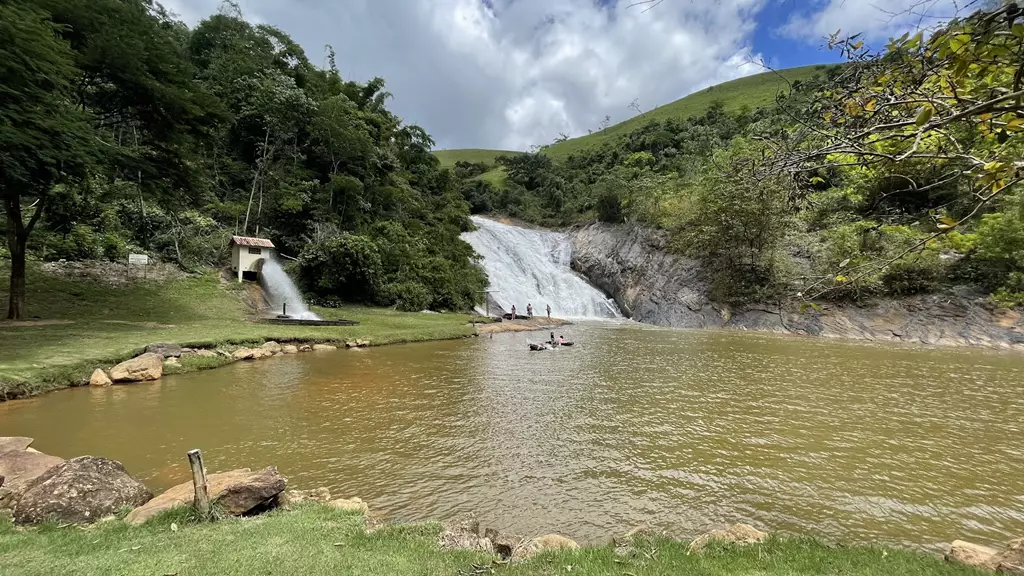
[259,318,359,326]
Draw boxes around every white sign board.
[128,254,149,266]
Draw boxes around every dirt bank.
[475,318,571,334]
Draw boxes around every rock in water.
[0,437,34,455]
[146,343,182,358]
[281,345,298,354]
[261,341,282,354]
[688,523,768,553]
[328,497,368,514]
[511,534,580,560]
[108,353,164,382]
[13,456,152,525]
[232,348,255,361]
[276,487,331,508]
[89,369,112,387]
[0,451,65,509]
[124,467,286,525]
[312,344,337,351]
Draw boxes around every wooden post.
[187,449,210,517]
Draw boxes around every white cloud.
[159,0,768,150]
[779,0,962,45]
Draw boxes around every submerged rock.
[109,353,164,382]
[512,534,580,560]
[13,456,151,525]
[146,343,182,358]
[688,523,767,553]
[89,369,112,387]
[0,450,65,509]
[328,497,368,514]
[0,437,34,455]
[125,466,286,525]
[281,345,299,355]
[276,487,331,508]
[312,344,337,351]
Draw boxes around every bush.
[298,234,383,303]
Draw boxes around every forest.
[457,3,1024,307]
[1,0,487,320]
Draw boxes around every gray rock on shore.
[13,456,152,525]
[146,343,182,358]
[109,353,164,382]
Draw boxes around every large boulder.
[146,343,182,358]
[0,450,64,510]
[124,467,286,525]
[13,456,152,525]
[281,345,298,355]
[511,534,580,560]
[0,437,33,455]
[232,348,255,361]
[688,523,768,553]
[261,341,282,354]
[108,353,164,382]
[89,369,112,387]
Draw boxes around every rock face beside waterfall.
[569,222,1024,349]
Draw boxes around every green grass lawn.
[0,506,983,576]
[0,262,476,400]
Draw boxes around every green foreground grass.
[0,262,476,400]
[0,506,982,576]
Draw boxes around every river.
[2,322,1022,551]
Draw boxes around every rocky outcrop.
[0,450,65,510]
[688,523,768,552]
[124,466,286,525]
[109,353,164,382]
[89,369,112,387]
[13,456,152,524]
[569,222,1024,349]
[146,343,182,358]
[947,538,1024,574]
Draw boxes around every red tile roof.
[230,236,275,248]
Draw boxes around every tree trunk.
[6,240,26,321]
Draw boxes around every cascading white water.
[260,258,321,320]
[463,216,620,318]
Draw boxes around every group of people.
[509,302,551,320]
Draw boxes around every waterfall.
[260,258,321,320]
[462,216,620,318]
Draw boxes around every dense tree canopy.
[1,0,486,318]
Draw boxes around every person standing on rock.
[510,304,517,321]
[527,303,534,319]
[546,304,551,319]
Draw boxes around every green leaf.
[915,105,934,126]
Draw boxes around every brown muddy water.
[1,322,1022,550]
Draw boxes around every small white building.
[230,235,276,282]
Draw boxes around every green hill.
[432,64,832,168]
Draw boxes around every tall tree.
[0,2,94,319]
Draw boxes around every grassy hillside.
[543,65,830,161]
[432,65,832,171]
[432,149,520,168]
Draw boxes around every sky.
[160,0,965,151]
